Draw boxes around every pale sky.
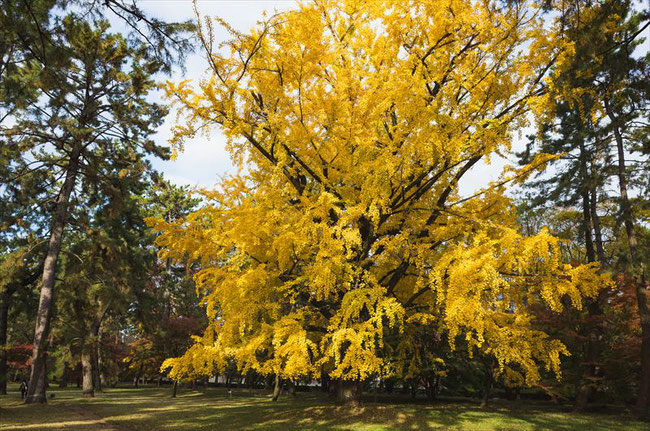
[137,0,299,189]
[120,0,527,196]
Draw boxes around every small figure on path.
[20,381,28,400]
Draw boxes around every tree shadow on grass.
[10,386,645,431]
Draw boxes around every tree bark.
[245,369,255,389]
[0,291,12,396]
[171,380,178,398]
[589,187,606,265]
[575,140,604,411]
[81,345,94,398]
[90,308,107,393]
[480,364,493,408]
[338,379,361,407]
[606,102,649,417]
[320,370,330,393]
[580,192,596,263]
[287,379,296,397]
[59,361,69,388]
[272,374,281,401]
[425,376,439,401]
[90,343,101,393]
[410,379,418,399]
[26,144,82,404]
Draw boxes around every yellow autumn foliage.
[152,0,610,384]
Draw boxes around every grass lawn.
[0,384,647,431]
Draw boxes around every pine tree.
[521,0,649,414]
[2,16,170,403]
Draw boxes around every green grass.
[0,384,647,431]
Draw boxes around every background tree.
[2,16,172,403]
[520,0,649,415]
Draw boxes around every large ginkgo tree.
[151,0,609,403]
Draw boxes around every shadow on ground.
[1,385,647,431]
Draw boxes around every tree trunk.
[59,361,69,388]
[574,141,604,411]
[637,303,650,417]
[81,346,94,398]
[410,379,417,399]
[90,310,106,393]
[26,144,82,404]
[272,374,281,401]
[480,365,493,408]
[91,345,101,393]
[171,380,178,398]
[581,191,596,263]
[425,376,439,402]
[321,370,330,393]
[589,187,606,265]
[606,102,649,417]
[338,379,361,407]
[0,293,11,396]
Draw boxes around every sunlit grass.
[0,384,647,430]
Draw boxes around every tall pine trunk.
[575,140,604,411]
[606,102,649,417]
[0,294,11,395]
[90,309,106,393]
[26,144,82,404]
[589,187,606,265]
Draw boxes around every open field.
[0,385,647,431]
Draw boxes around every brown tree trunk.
[425,376,439,402]
[171,380,178,398]
[338,379,361,407]
[0,291,12,396]
[320,370,330,393]
[480,364,493,408]
[246,369,255,389]
[272,374,281,401]
[91,345,101,393]
[575,141,604,411]
[287,379,296,397]
[581,191,596,263]
[90,309,107,393]
[637,300,650,417]
[606,102,649,417]
[26,144,82,404]
[410,379,418,399]
[59,361,69,388]
[81,345,94,398]
[590,187,606,265]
